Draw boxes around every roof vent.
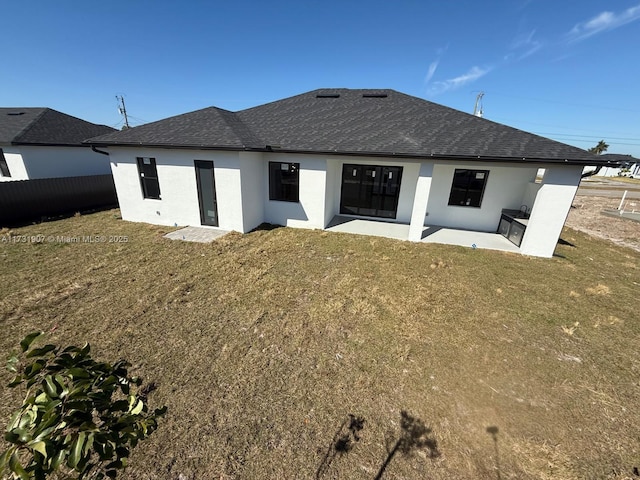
[316,94,340,98]
[7,112,25,116]
[362,93,388,98]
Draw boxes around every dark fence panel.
[0,175,117,224]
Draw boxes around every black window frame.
[0,148,11,177]
[269,161,299,202]
[136,157,161,200]
[447,169,489,208]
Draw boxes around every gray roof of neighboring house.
[86,89,613,165]
[600,154,639,165]
[0,108,115,146]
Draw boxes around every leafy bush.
[0,332,166,479]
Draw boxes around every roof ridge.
[214,108,263,148]
[10,108,50,143]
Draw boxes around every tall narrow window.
[269,162,299,202]
[0,149,11,177]
[136,157,161,199]
[448,169,489,207]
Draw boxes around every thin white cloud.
[509,29,543,60]
[551,52,574,63]
[517,0,535,10]
[511,29,536,49]
[425,60,439,83]
[424,45,449,85]
[427,66,492,95]
[519,42,542,59]
[568,4,640,42]
[436,44,449,56]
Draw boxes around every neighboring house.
[587,154,639,177]
[0,108,115,182]
[87,89,618,258]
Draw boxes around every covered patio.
[325,216,520,254]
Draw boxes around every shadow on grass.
[487,426,501,480]
[558,237,576,247]
[0,204,118,228]
[374,410,440,480]
[249,223,285,233]
[553,237,577,258]
[316,414,365,479]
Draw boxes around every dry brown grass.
[1,209,639,479]
[605,177,640,185]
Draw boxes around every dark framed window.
[0,149,11,177]
[448,169,489,207]
[269,162,299,202]
[136,157,161,199]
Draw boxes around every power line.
[487,91,639,113]
[533,132,640,142]
[489,115,639,138]
[125,114,148,124]
[544,137,640,147]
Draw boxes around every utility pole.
[473,92,484,118]
[116,95,130,129]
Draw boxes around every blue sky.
[3,1,639,157]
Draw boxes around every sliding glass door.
[340,164,403,219]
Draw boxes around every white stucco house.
[0,108,115,182]
[585,154,639,178]
[86,89,619,258]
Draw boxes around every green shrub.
[1,332,166,479]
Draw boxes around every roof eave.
[81,142,611,165]
[256,147,609,165]
[12,141,90,147]
[84,141,258,152]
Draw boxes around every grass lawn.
[581,177,640,189]
[1,209,639,479]
[610,177,640,186]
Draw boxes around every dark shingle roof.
[0,108,115,146]
[87,89,609,164]
[87,106,261,148]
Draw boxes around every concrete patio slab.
[602,209,640,223]
[326,216,410,240]
[421,226,520,253]
[164,226,229,243]
[325,216,520,253]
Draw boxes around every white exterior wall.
[521,182,542,212]
[0,145,110,182]
[594,166,622,177]
[263,153,327,229]
[426,162,538,231]
[408,161,434,241]
[106,145,582,258]
[520,165,582,258]
[0,147,28,181]
[585,164,640,177]
[109,147,246,231]
[18,146,111,179]
[238,152,265,232]
[324,159,341,227]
